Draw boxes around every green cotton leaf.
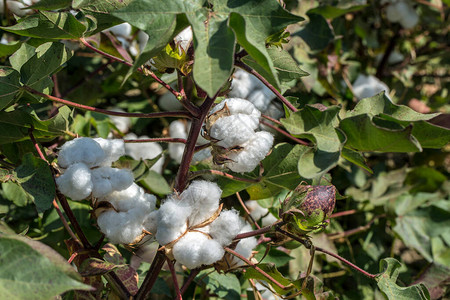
[0,11,87,39]
[20,42,72,87]
[28,0,72,10]
[244,263,296,295]
[0,40,21,58]
[393,201,450,262]
[376,258,430,300]
[295,13,334,51]
[9,43,36,73]
[339,115,422,152]
[188,11,236,97]
[218,143,305,199]
[1,182,31,207]
[242,46,309,94]
[405,167,447,194]
[15,153,55,213]
[0,106,72,145]
[0,67,22,111]
[413,263,450,299]
[281,105,343,179]
[254,245,293,267]
[139,170,172,196]
[309,4,367,19]
[341,147,373,174]
[199,270,241,300]
[0,234,93,300]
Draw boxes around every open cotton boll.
[210,115,259,148]
[58,137,106,168]
[91,167,134,198]
[352,74,390,100]
[108,108,132,133]
[174,26,193,53]
[181,180,222,225]
[232,224,258,267]
[99,183,156,213]
[210,98,261,120]
[209,210,241,246]
[56,163,93,200]
[93,138,125,166]
[398,3,419,29]
[124,133,164,174]
[168,120,188,164]
[156,197,193,245]
[172,232,225,269]
[143,210,159,235]
[226,131,274,173]
[229,69,255,99]
[247,88,275,112]
[97,210,144,244]
[108,23,132,38]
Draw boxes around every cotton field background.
[0,0,449,299]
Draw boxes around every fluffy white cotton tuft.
[209,210,241,246]
[56,163,93,200]
[352,74,390,100]
[210,98,261,120]
[97,210,144,244]
[226,131,274,173]
[168,120,189,164]
[210,114,259,148]
[58,137,106,168]
[108,109,132,133]
[181,180,222,225]
[245,201,278,227]
[172,232,225,269]
[385,0,419,29]
[90,167,134,198]
[93,138,125,166]
[232,224,258,266]
[247,87,275,112]
[155,197,193,245]
[98,182,155,212]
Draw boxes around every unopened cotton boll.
[56,163,93,200]
[352,74,390,100]
[181,180,222,225]
[210,114,259,148]
[97,210,144,244]
[58,137,106,169]
[226,131,274,173]
[156,197,193,245]
[209,210,241,246]
[172,231,225,269]
[90,167,134,198]
[93,138,125,166]
[124,133,164,174]
[174,26,193,53]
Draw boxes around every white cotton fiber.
[181,180,222,225]
[168,120,188,164]
[174,26,193,53]
[385,0,419,29]
[156,197,193,245]
[56,163,93,200]
[210,98,261,120]
[172,231,225,269]
[246,201,278,227]
[97,210,144,244]
[91,167,134,198]
[209,210,241,246]
[93,138,125,166]
[124,133,164,174]
[232,224,258,266]
[108,23,132,37]
[210,115,259,148]
[352,74,390,100]
[4,1,31,16]
[58,137,106,168]
[99,183,156,212]
[229,69,255,99]
[226,131,274,173]
[143,210,159,235]
[247,87,275,112]
[108,108,132,133]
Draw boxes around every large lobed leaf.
[0,233,92,299]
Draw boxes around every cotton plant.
[204,98,274,173]
[246,200,278,227]
[124,133,165,174]
[352,74,390,100]
[383,0,419,29]
[155,180,257,269]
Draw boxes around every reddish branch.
[166,258,182,300]
[124,137,187,144]
[180,268,201,295]
[189,169,260,183]
[259,120,310,146]
[236,192,261,229]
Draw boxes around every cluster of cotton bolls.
[155,180,257,269]
[56,137,158,244]
[229,69,284,121]
[0,0,35,17]
[352,74,390,100]
[206,98,274,173]
[383,0,419,29]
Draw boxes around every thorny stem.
[189,169,261,183]
[236,192,261,229]
[166,258,182,300]
[225,247,287,290]
[260,120,310,146]
[135,250,167,300]
[276,227,377,279]
[234,60,298,112]
[124,137,187,144]
[22,85,192,119]
[80,38,182,99]
[180,268,201,295]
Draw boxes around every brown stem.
[330,209,358,218]
[177,70,200,117]
[376,31,399,78]
[236,192,261,229]
[52,199,81,246]
[225,247,287,290]
[259,120,309,146]
[124,138,187,144]
[22,85,192,119]
[189,169,260,183]
[261,113,282,126]
[328,215,385,241]
[135,250,167,300]
[166,258,182,300]
[235,220,284,240]
[80,38,182,99]
[180,268,201,295]
[235,60,298,112]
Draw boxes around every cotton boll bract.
[58,137,106,169]
[172,231,225,269]
[226,131,274,173]
[55,163,93,200]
